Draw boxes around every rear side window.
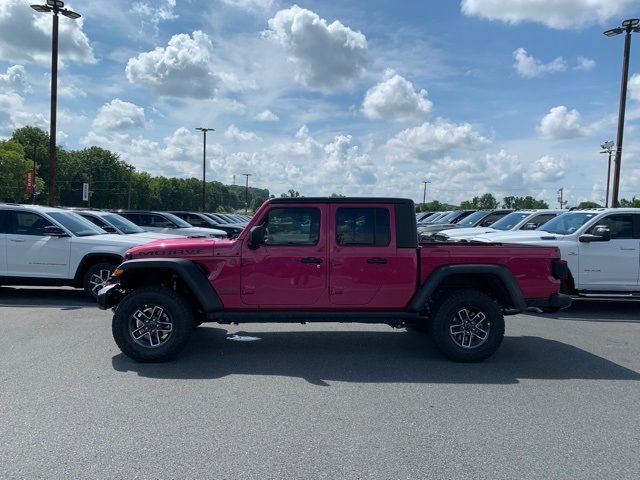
[81,214,107,228]
[262,207,320,246]
[479,212,508,227]
[186,214,207,227]
[336,208,390,246]
[527,213,557,229]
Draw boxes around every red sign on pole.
[25,170,35,194]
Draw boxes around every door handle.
[367,257,388,264]
[9,238,25,243]
[301,257,323,264]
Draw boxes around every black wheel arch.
[407,264,527,313]
[113,258,223,313]
[73,253,123,287]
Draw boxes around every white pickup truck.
[472,208,640,297]
[0,204,159,298]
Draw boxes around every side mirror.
[248,225,266,249]
[102,225,118,234]
[579,225,611,243]
[44,225,69,237]
[521,222,537,230]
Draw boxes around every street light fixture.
[421,180,431,210]
[600,141,615,207]
[603,18,640,207]
[195,127,214,212]
[242,173,252,214]
[30,0,81,207]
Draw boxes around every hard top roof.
[267,197,414,205]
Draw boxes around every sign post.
[82,182,90,203]
[25,170,35,195]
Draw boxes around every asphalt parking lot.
[1,287,639,480]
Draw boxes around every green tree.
[576,201,602,209]
[281,189,300,198]
[460,193,498,209]
[502,195,549,209]
[0,140,31,202]
[619,197,640,207]
[330,192,345,197]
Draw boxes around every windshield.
[103,213,145,234]
[435,211,462,224]
[161,212,193,228]
[537,212,598,235]
[48,211,106,237]
[456,211,489,227]
[491,212,531,231]
[418,212,439,223]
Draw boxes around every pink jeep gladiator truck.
[98,197,570,363]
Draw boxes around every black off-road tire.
[83,262,117,299]
[112,286,194,362]
[430,290,505,362]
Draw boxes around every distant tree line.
[0,126,269,212]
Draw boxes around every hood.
[471,230,564,243]
[173,226,226,238]
[418,223,456,234]
[126,232,183,240]
[126,237,221,259]
[437,227,496,239]
[72,233,151,248]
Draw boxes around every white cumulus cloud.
[221,0,274,13]
[529,155,568,182]
[513,48,566,78]
[362,69,432,121]
[629,73,640,101]
[126,31,226,98]
[575,56,596,71]
[224,124,260,142]
[385,119,491,162]
[537,106,590,139]
[266,5,368,90]
[0,0,95,65]
[0,65,29,93]
[461,0,637,30]
[92,99,145,132]
[254,109,279,122]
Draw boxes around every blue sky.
[1,0,640,205]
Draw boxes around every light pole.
[421,180,431,210]
[195,127,214,212]
[242,173,251,214]
[600,141,614,207]
[127,165,135,209]
[604,18,640,207]
[31,1,81,207]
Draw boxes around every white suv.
[0,204,158,298]
[472,208,640,295]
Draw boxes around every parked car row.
[0,203,250,299]
[422,207,640,299]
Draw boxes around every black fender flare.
[115,258,223,313]
[73,253,123,286]
[406,264,527,313]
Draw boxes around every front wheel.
[112,287,194,362]
[83,262,116,299]
[430,290,505,362]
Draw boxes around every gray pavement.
[0,287,639,479]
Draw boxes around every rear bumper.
[97,284,124,310]
[525,293,572,311]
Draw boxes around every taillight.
[552,260,568,280]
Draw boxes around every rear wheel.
[112,286,194,362]
[430,290,505,362]
[83,262,116,299]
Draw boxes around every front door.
[241,205,327,306]
[5,211,71,278]
[578,213,640,290]
[0,210,7,275]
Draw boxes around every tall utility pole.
[557,188,567,209]
[242,173,251,214]
[421,180,431,209]
[32,145,37,204]
[127,165,135,209]
[604,18,640,207]
[31,1,81,207]
[600,141,614,207]
[195,127,214,212]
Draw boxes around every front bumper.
[525,293,572,311]
[97,283,124,310]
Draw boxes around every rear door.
[329,204,414,307]
[578,213,639,290]
[241,205,327,306]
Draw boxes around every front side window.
[588,214,634,239]
[541,213,598,235]
[336,208,390,246]
[262,207,320,246]
[8,211,55,236]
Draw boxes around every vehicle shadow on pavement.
[545,300,640,323]
[111,328,640,385]
[0,287,94,310]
